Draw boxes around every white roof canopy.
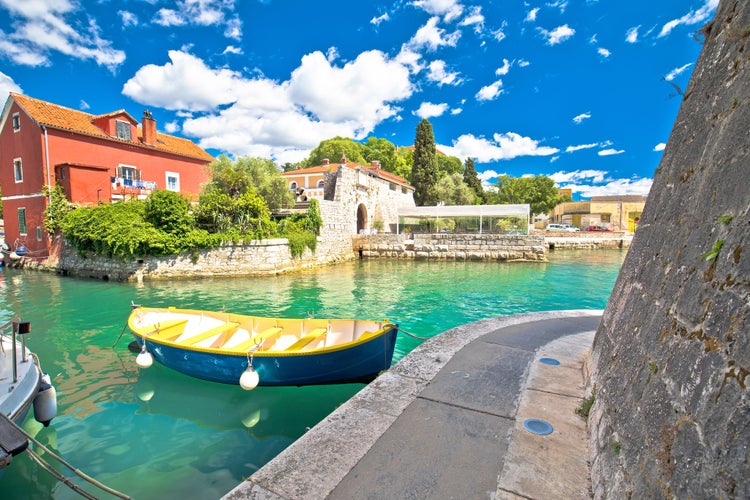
[398,204,529,218]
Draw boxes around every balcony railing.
[111,177,158,190]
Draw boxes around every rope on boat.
[0,413,134,500]
[113,302,144,348]
[397,327,431,341]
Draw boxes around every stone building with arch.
[282,157,415,235]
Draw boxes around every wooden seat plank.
[226,327,283,353]
[179,322,239,346]
[285,328,328,351]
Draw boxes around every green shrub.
[143,190,194,235]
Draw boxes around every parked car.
[545,223,565,231]
[561,224,580,232]
[587,225,613,232]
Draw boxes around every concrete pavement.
[223,310,601,499]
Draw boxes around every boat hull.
[128,307,399,386]
[138,330,397,386]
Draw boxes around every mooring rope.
[397,328,431,341]
[0,413,134,500]
[25,448,99,500]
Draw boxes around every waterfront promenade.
[224,310,601,499]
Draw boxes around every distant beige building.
[548,195,646,232]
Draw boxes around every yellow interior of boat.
[132,307,390,355]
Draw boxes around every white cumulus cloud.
[653,143,666,151]
[539,24,575,45]
[565,143,600,153]
[659,0,719,38]
[0,70,22,97]
[664,63,693,81]
[427,59,462,86]
[408,16,461,52]
[551,170,607,184]
[0,0,125,69]
[412,0,464,23]
[572,112,591,124]
[475,80,503,101]
[495,58,511,76]
[122,49,413,162]
[371,12,390,25]
[152,0,242,40]
[442,132,559,162]
[625,26,639,43]
[598,148,625,156]
[415,102,448,119]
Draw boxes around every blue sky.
[0,0,718,198]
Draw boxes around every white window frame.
[115,119,132,141]
[165,171,180,192]
[13,157,23,183]
[12,112,20,132]
[289,181,298,190]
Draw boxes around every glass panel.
[116,120,132,140]
[18,208,27,234]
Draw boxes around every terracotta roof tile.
[283,161,412,188]
[11,93,213,162]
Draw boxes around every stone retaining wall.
[544,232,633,249]
[354,233,547,261]
[589,1,750,497]
[18,199,358,281]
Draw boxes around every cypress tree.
[411,119,438,206]
[463,157,484,203]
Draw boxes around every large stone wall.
[588,1,749,497]
[355,233,547,261]
[41,199,357,281]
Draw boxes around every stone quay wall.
[544,232,633,249]
[354,233,547,261]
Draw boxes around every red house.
[0,93,214,258]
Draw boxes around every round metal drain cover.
[539,357,560,366]
[523,418,553,435]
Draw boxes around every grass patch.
[575,385,596,419]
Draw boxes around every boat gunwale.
[128,307,397,358]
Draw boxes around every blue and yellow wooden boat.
[127,306,398,389]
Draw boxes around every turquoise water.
[0,250,625,499]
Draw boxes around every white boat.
[0,319,57,475]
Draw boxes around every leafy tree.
[488,175,566,217]
[206,155,253,197]
[144,190,194,235]
[435,173,476,205]
[437,154,463,178]
[42,184,70,233]
[303,137,366,167]
[206,155,293,210]
[463,158,485,203]
[361,137,397,171]
[411,119,439,206]
[391,146,414,181]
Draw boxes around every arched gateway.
[356,204,368,234]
